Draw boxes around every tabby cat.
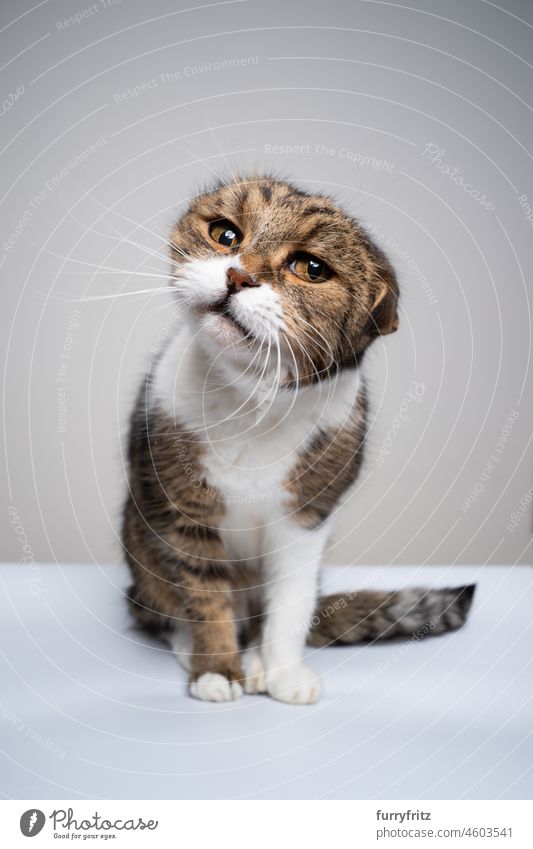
[122,175,474,704]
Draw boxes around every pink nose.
[226,267,260,291]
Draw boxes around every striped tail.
[307,585,475,647]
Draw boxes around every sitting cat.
[122,175,474,704]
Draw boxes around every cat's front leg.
[261,523,328,704]
[184,572,244,703]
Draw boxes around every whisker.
[201,327,270,401]
[47,287,174,304]
[203,328,274,434]
[254,331,283,427]
[199,109,243,207]
[65,170,195,265]
[54,185,174,269]
[296,315,336,364]
[25,243,175,279]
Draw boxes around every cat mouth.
[203,294,253,339]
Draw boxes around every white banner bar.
[1,800,531,847]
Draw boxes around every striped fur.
[122,175,475,704]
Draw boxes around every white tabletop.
[1,562,531,800]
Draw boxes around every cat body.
[123,176,474,704]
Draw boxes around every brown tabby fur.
[123,175,474,691]
[170,175,399,383]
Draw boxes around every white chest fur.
[151,324,361,559]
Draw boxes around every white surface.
[0,562,532,800]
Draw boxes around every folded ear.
[371,277,399,335]
[371,281,399,336]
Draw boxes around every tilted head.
[170,175,399,386]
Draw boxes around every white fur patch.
[189,673,243,702]
[242,648,267,694]
[151,255,364,707]
[171,253,233,309]
[171,252,283,341]
[230,281,283,338]
[266,664,322,705]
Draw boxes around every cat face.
[170,176,399,385]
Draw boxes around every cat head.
[170,175,399,386]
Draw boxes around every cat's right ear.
[370,276,399,336]
[371,281,400,336]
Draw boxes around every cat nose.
[226,266,260,292]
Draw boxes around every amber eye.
[208,219,242,249]
[289,253,332,283]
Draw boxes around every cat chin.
[199,311,250,348]
[193,313,267,379]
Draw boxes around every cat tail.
[307,584,475,647]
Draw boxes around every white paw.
[242,649,267,694]
[189,672,243,703]
[266,664,322,705]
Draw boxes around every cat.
[122,175,475,705]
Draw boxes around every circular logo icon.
[20,810,46,837]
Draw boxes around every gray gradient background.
[1,0,532,568]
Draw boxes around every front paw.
[189,672,243,702]
[242,649,267,694]
[266,664,322,705]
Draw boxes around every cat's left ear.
[370,264,399,336]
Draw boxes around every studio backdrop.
[2,0,532,568]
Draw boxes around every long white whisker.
[284,328,340,437]
[253,331,282,427]
[296,315,336,367]
[283,327,324,383]
[47,287,174,304]
[169,134,244,209]
[66,170,194,264]
[26,243,174,279]
[205,327,274,432]
[200,109,243,206]
[54,185,174,269]
[197,332,269,455]
[201,326,271,400]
